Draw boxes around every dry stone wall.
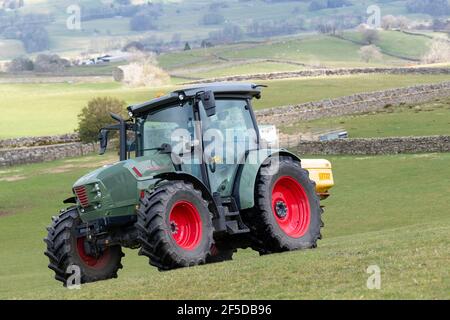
[255,81,450,125]
[0,143,96,167]
[186,67,450,84]
[291,136,450,155]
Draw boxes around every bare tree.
[361,29,380,45]
[381,15,410,30]
[381,15,397,30]
[422,38,450,64]
[359,45,383,63]
[117,52,170,87]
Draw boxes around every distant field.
[342,30,431,60]
[154,31,441,80]
[1,73,449,138]
[281,98,450,138]
[218,35,404,67]
[251,74,450,110]
[158,33,410,74]
[187,61,304,79]
[0,152,449,299]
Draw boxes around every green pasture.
[0,152,449,299]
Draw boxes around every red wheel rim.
[76,237,111,269]
[271,176,311,238]
[169,201,203,250]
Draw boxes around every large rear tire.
[243,157,324,255]
[136,181,214,271]
[44,208,124,286]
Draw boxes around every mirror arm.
[110,112,127,162]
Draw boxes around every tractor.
[44,83,334,285]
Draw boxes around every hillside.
[160,31,437,80]
[0,152,449,299]
[0,0,448,61]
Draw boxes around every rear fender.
[233,149,300,210]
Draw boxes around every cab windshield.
[136,102,195,157]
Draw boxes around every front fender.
[234,149,300,210]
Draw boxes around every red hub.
[169,201,203,250]
[271,176,311,238]
[76,237,111,269]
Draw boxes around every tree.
[422,39,450,64]
[130,11,157,31]
[6,56,34,72]
[209,23,243,43]
[432,19,447,31]
[201,39,213,48]
[359,45,382,63]
[21,25,50,53]
[381,15,410,30]
[123,41,145,52]
[77,97,128,143]
[361,28,380,45]
[381,15,398,30]
[116,54,170,88]
[184,42,191,51]
[201,12,225,25]
[34,54,70,73]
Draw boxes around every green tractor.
[44,83,334,285]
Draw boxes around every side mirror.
[200,90,216,117]
[99,129,109,155]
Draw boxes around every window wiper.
[141,143,172,154]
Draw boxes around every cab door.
[199,98,258,196]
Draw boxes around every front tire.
[243,157,324,254]
[44,208,124,286]
[136,181,214,271]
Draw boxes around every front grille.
[74,186,89,208]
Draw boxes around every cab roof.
[128,82,263,116]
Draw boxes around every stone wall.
[0,143,96,167]
[255,81,450,125]
[290,136,450,155]
[186,66,450,84]
[0,134,79,149]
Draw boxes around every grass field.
[1,73,449,139]
[281,98,450,138]
[182,61,305,79]
[157,29,440,79]
[157,33,411,75]
[342,30,431,61]
[0,152,449,299]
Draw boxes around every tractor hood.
[72,153,175,222]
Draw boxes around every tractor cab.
[99,83,266,199]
